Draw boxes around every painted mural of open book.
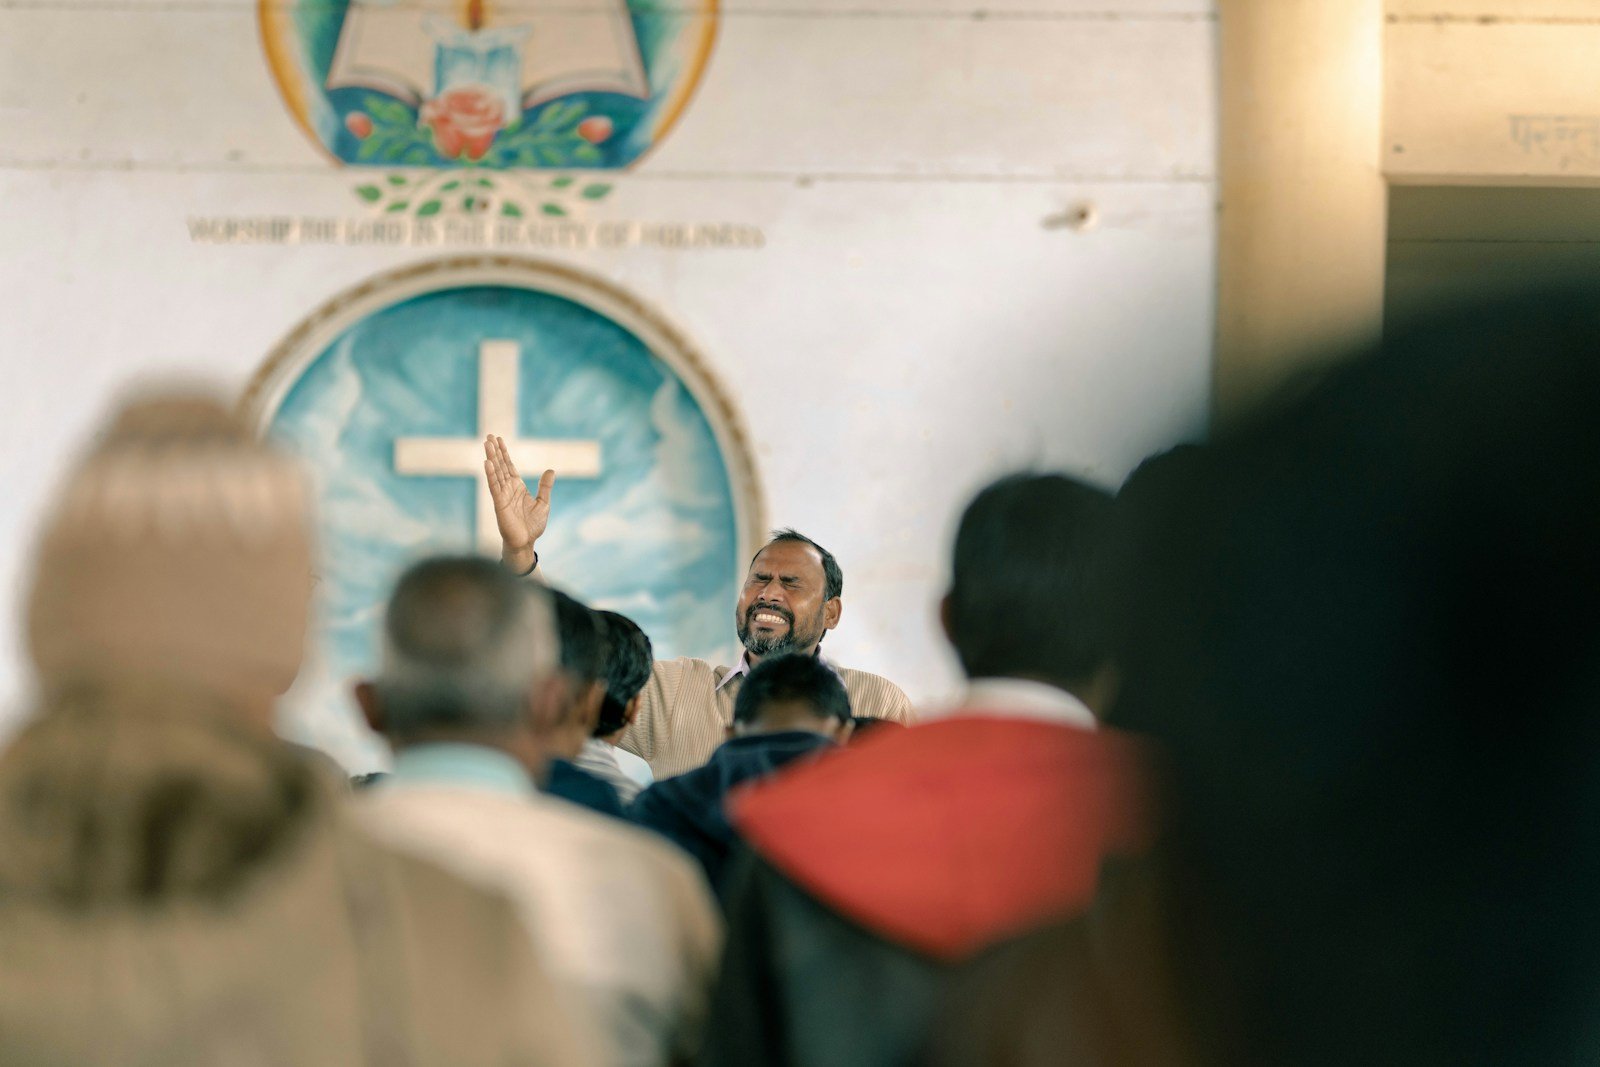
[327,0,650,109]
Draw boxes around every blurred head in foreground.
[1111,288,1600,1065]
[357,556,561,769]
[25,393,314,724]
[0,391,316,906]
[0,397,590,1064]
[942,472,1116,711]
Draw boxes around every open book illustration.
[327,0,650,112]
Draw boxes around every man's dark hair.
[1099,444,1209,667]
[945,473,1114,687]
[733,653,852,727]
[549,588,607,686]
[594,610,653,736]
[755,529,843,600]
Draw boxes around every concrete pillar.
[1215,0,1387,418]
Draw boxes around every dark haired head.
[594,610,652,736]
[758,529,842,601]
[943,473,1114,691]
[1118,443,1207,507]
[1099,444,1210,672]
[736,530,844,658]
[549,589,607,686]
[733,653,852,730]
[1116,286,1600,1064]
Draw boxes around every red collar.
[734,716,1150,960]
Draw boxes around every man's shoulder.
[654,655,726,677]
[359,779,610,843]
[358,781,577,838]
[829,664,915,717]
[338,805,534,946]
[733,718,1130,829]
[333,816,576,1057]
[727,720,1147,959]
[360,782,705,887]
[576,802,719,900]
[634,757,715,806]
[612,745,655,786]
[519,777,709,878]
[832,664,906,690]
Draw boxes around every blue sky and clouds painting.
[270,285,741,770]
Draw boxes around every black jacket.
[629,731,836,894]
[700,716,1147,1067]
[544,758,626,819]
[705,850,956,1067]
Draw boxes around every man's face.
[735,541,841,659]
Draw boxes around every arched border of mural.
[239,254,767,573]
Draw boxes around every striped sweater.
[617,657,915,778]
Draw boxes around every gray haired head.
[374,556,556,736]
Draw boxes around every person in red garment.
[701,471,1148,1067]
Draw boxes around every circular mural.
[243,256,762,769]
[260,0,718,169]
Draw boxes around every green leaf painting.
[363,95,413,127]
[348,157,619,220]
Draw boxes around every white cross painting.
[393,339,602,554]
[256,268,754,770]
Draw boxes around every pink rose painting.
[577,116,614,144]
[421,85,507,161]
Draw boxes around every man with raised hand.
[484,435,913,777]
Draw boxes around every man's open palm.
[483,435,555,555]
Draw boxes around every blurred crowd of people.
[0,288,1596,1065]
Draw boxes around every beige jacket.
[0,703,592,1067]
[360,779,722,1067]
[618,656,915,778]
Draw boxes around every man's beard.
[737,602,825,657]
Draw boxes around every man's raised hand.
[483,435,555,574]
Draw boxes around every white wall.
[0,0,1217,747]
[1386,0,1600,183]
